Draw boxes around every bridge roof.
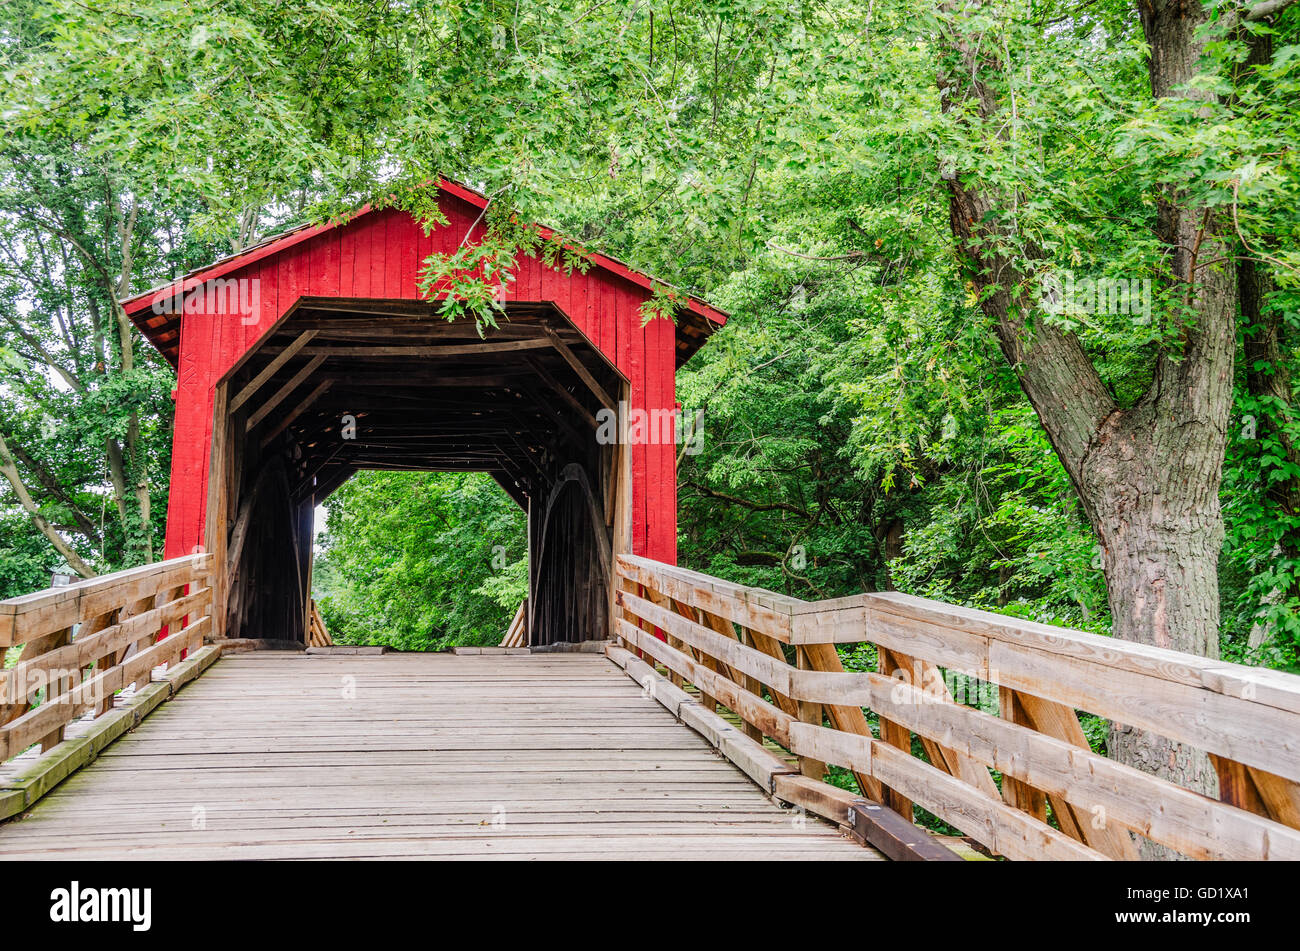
[121,179,727,367]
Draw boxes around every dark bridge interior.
[212,297,626,648]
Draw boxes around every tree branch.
[684,480,812,518]
[1245,0,1299,20]
[5,441,101,544]
[0,430,96,578]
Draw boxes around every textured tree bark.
[936,0,1236,856]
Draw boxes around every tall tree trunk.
[936,0,1235,856]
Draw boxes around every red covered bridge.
[121,179,725,646]
[2,184,1300,862]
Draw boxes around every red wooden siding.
[158,192,696,568]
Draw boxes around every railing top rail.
[0,553,212,647]
[858,591,1300,713]
[619,553,1300,715]
[615,554,1300,861]
[617,554,806,615]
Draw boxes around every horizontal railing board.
[791,664,1300,860]
[0,588,211,706]
[789,589,1300,713]
[865,606,991,678]
[789,658,1300,788]
[0,555,208,616]
[617,589,794,694]
[77,562,208,624]
[788,722,1106,862]
[868,735,1107,861]
[615,619,795,746]
[627,556,802,615]
[617,555,797,642]
[988,639,1300,785]
[0,555,212,647]
[865,592,1300,717]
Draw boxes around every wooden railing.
[499,600,528,648]
[614,554,1300,861]
[0,554,213,764]
[307,600,333,647]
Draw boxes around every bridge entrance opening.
[207,297,628,648]
[310,469,528,650]
[123,186,725,649]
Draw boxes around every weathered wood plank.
[229,330,318,413]
[0,653,880,862]
[0,555,210,647]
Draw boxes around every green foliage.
[313,471,527,650]
[1223,287,1300,668]
[0,511,59,599]
[302,0,1300,673]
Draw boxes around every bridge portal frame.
[120,180,725,646]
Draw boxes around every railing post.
[795,647,826,780]
[736,628,765,742]
[679,604,718,713]
[872,646,913,816]
[86,610,121,717]
[38,627,73,751]
[997,686,1047,820]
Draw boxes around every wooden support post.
[876,647,916,817]
[795,647,826,780]
[642,587,686,688]
[735,628,765,742]
[878,648,1003,805]
[84,611,121,717]
[998,686,1048,821]
[37,627,73,751]
[1013,691,1141,860]
[205,380,231,641]
[675,602,718,713]
[795,641,885,804]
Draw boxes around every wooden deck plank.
[0,653,882,861]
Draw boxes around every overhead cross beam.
[542,324,615,410]
[290,339,553,358]
[524,356,598,429]
[245,355,328,432]
[230,331,317,413]
[259,379,335,449]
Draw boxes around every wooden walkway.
[0,653,879,860]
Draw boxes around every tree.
[314,471,527,650]
[926,0,1299,837]
[0,144,192,573]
